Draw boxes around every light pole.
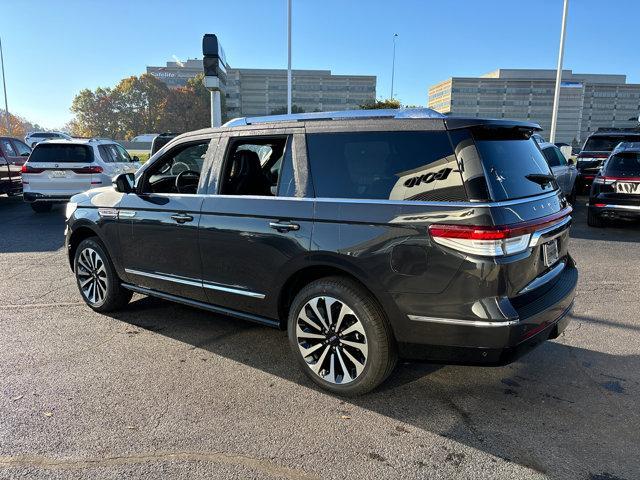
[390,33,398,100]
[287,0,292,114]
[550,0,569,143]
[0,36,10,134]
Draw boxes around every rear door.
[198,129,313,319]
[118,138,215,302]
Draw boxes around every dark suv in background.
[65,109,577,395]
[577,128,640,192]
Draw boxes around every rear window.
[605,152,640,175]
[29,144,94,163]
[306,131,466,201]
[584,135,640,152]
[472,127,554,201]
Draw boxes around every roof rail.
[595,127,640,133]
[223,108,445,127]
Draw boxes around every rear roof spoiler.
[444,118,541,131]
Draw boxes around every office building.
[428,69,640,144]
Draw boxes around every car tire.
[30,202,52,213]
[287,276,397,396]
[73,237,132,312]
[587,208,605,228]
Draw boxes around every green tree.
[359,98,401,109]
[164,74,211,133]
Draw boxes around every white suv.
[22,139,142,212]
[24,131,72,148]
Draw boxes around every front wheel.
[74,237,132,312]
[287,276,397,396]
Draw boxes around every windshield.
[605,152,640,176]
[584,135,640,152]
[472,127,555,201]
[29,144,94,163]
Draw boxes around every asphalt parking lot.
[0,196,639,480]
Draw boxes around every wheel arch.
[67,224,101,270]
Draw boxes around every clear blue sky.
[3,0,639,128]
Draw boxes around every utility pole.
[390,33,398,100]
[550,0,569,143]
[287,0,292,114]
[0,36,10,134]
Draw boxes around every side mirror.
[112,172,135,193]
[568,158,574,165]
[132,155,140,162]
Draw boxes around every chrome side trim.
[98,208,118,218]
[119,210,136,218]
[519,260,566,295]
[407,315,519,327]
[124,268,265,299]
[529,215,572,247]
[202,281,266,299]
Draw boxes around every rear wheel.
[587,208,605,228]
[74,237,132,312]
[287,276,397,396]
[30,202,52,213]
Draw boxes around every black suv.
[588,142,640,227]
[65,109,577,396]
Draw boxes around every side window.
[12,140,31,156]
[554,146,567,166]
[115,144,133,162]
[98,145,116,162]
[141,141,210,195]
[306,131,466,201]
[542,147,560,167]
[0,139,17,157]
[220,136,290,196]
[99,144,132,163]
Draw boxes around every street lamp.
[287,0,292,114]
[390,33,398,100]
[0,36,10,134]
[550,0,569,143]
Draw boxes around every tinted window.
[12,140,31,156]
[584,135,640,152]
[306,131,465,201]
[542,147,560,167]
[605,152,640,175]
[0,139,17,156]
[29,144,94,163]
[472,127,554,201]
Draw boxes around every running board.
[121,283,280,329]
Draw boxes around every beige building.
[428,69,640,145]
[147,59,376,119]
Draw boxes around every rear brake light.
[73,166,103,174]
[593,203,606,207]
[583,175,595,180]
[428,207,572,257]
[21,164,45,174]
[578,153,608,159]
[594,176,640,185]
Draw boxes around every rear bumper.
[396,260,578,364]
[588,203,640,219]
[23,192,73,203]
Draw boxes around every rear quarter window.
[305,131,466,202]
[28,144,94,163]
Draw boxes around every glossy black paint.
[66,117,577,365]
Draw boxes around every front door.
[118,139,215,302]
[0,138,28,193]
[198,133,313,319]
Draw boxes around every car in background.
[539,141,578,204]
[554,142,574,160]
[577,128,640,193]
[0,137,31,196]
[150,132,180,155]
[24,131,72,148]
[131,133,158,143]
[588,142,640,227]
[22,139,141,212]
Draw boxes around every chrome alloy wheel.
[295,296,368,385]
[76,247,108,305]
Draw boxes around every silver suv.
[22,139,141,212]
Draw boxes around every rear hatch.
[435,123,572,305]
[578,134,640,178]
[592,151,640,205]
[22,143,99,195]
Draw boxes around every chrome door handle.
[269,221,300,232]
[171,213,194,224]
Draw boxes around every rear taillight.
[72,166,103,174]
[21,164,45,174]
[594,176,640,185]
[577,153,608,159]
[428,207,572,257]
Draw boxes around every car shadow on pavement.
[0,197,65,253]
[570,198,640,243]
[107,297,639,480]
